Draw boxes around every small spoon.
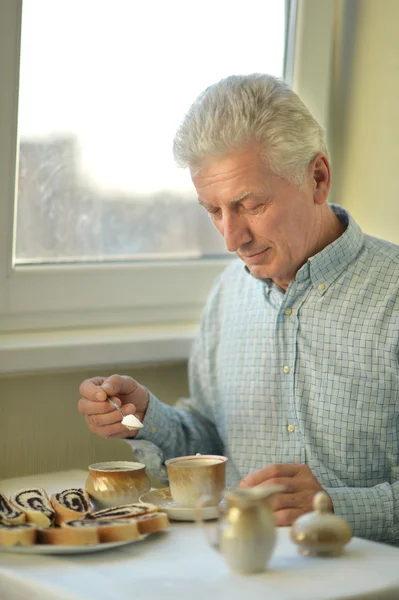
[107,398,143,431]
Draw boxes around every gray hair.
[173,74,328,187]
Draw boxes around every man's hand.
[239,464,332,526]
[78,374,149,440]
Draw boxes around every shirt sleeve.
[126,278,225,461]
[128,390,223,461]
[326,481,399,545]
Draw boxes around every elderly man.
[78,74,399,545]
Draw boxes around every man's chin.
[246,263,272,281]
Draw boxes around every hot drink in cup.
[165,455,227,507]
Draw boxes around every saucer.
[139,487,219,521]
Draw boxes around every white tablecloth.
[1,470,399,600]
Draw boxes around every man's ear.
[310,153,331,205]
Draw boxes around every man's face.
[191,146,328,289]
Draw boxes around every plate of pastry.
[0,535,147,555]
[0,487,169,555]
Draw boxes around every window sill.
[0,323,197,375]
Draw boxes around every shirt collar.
[306,204,364,293]
[244,204,364,294]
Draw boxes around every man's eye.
[207,208,222,218]
[246,203,266,214]
[241,203,260,212]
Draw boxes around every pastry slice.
[37,525,98,546]
[0,522,37,546]
[91,502,159,521]
[50,488,92,525]
[0,490,25,525]
[64,517,141,543]
[134,511,170,535]
[10,488,55,527]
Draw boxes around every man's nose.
[222,212,251,253]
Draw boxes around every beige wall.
[331,0,399,244]
[0,362,189,479]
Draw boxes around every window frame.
[0,0,335,374]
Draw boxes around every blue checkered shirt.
[132,205,399,545]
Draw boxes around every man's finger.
[86,404,137,428]
[273,508,302,527]
[79,377,107,401]
[101,374,136,397]
[86,418,131,439]
[255,478,297,494]
[240,463,301,487]
[86,410,121,428]
[78,396,121,416]
[268,491,306,511]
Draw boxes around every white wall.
[331,0,399,243]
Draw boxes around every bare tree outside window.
[15,0,286,265]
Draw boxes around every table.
[1,470,399,600]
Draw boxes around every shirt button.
[150,427,157,434]
[287,424,296,432]
[318,283,326,291]
[284,308,292,316]
[283,365,290,374]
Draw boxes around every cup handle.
[195,494,223,551]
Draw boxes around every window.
[16,0,286,265]
[0,0,335,373]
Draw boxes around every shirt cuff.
[326,482,394,543]
[134,392,176,448]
